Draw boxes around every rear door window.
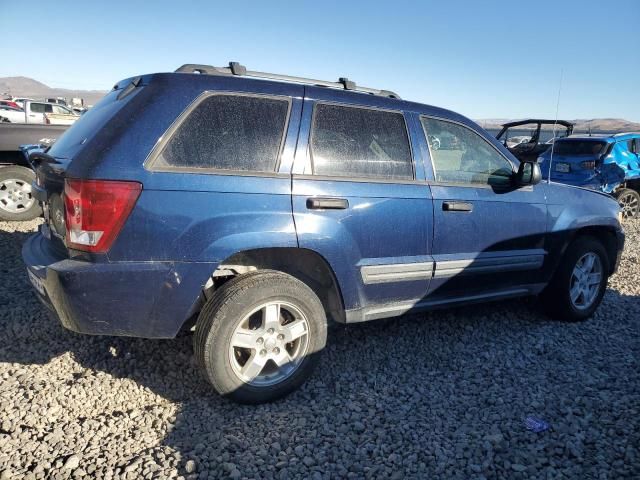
[310,103,413,180]
[153,94,290,173]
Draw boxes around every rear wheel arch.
[206,247,346,324]
[193,269,327,403]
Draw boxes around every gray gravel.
[1,218,639,479]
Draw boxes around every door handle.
[443,201,473,212]
[306,197,349,210]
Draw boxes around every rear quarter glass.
[48,86,143,160]
[151,93,290,173]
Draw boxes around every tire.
[540,236,609,321]
[0,166,41,221]
[616,188,640,219]
[193,270,327,404]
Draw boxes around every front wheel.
[541,236,609,321]
[0,166,41,221]
[193,270,327,404]
[616,188,640,219]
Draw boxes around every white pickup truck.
[0,101,79,125]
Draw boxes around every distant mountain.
[571,118,640,132]
[477,118,640,133]
[0,76,108,106]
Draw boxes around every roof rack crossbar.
[174,62,401,99]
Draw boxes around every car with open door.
[496,119,574,163]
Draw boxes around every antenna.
[547,69,563,184]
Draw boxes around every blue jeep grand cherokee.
[23,63,624,403]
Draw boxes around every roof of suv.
[174,62,402,99]
[101,62,517,171]
[115,62,478,131]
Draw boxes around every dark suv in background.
[23,62,624,403]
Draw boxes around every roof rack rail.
[174,62,401,99]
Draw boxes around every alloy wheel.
[618,192,639,219]
[228,301,310,387]
[569,252,602,311]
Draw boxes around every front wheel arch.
[546,226,619,282]
[541,235,609,321]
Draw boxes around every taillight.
[580,160,596,170]
[63,179,142,253]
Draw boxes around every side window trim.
[419,114,516,187]
[144,91,293,175]
[308,101,416,181]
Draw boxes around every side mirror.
[515,161,542,186]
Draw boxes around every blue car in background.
[539,133,640,218]
[22,62,624,403]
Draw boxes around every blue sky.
[2,0,639,121]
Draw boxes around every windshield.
[553,140,607,156]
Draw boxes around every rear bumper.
[22,232,216,338]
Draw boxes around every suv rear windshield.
[154,94,290,173]
[553,140,607,156]
[49,87,139,159]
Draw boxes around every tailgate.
[28,76,147,252]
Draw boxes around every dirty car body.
[21,63,625,402]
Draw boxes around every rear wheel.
[0,166,41,221]
[616,188,640,219]
[541,236,609,321]
[194,270,327,404]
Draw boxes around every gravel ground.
[0,218,639,480]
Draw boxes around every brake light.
[580,160,596,170]
[64,179,142,253]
